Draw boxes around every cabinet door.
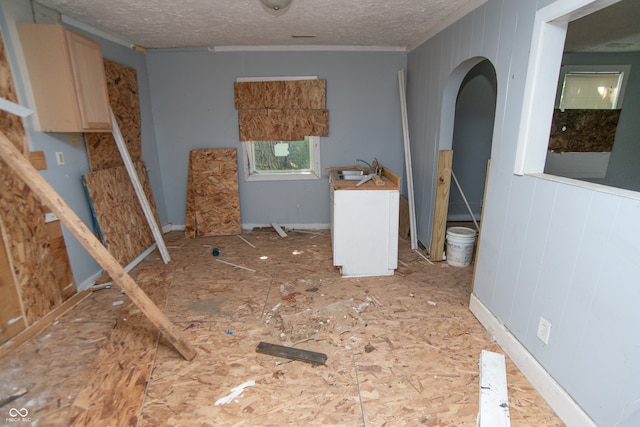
[65,30,112,131]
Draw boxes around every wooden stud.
[0,130,196,361]
[429,150,453,262]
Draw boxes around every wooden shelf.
[17,23,112,132]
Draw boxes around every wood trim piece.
[0,290,90,360]
[398,69,418,250]
[0,130,196,361]
[110,108,170,264]
[429,150,453,261]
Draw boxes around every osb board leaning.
[185,148,242,237]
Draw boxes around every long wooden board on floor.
[430,150,453,262]
[0,130,196,361]
[185,148,242,237]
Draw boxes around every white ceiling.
[33,0,486,51]
[564,0,640,53]
[33,0,640,53]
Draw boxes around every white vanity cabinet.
[329,166,401,277]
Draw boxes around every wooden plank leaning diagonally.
[429,150,453,262]
[397,69,418,250]
[110,107,170,264]
[0,130,196,361]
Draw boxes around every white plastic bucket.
[445,227,477,267]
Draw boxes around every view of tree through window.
[252,137,311,173]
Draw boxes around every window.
[242,136,321,181]
[556,66,629,110]
[545,65,630,179]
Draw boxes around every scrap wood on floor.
[0,230,564,426]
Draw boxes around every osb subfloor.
[0,230,564,426]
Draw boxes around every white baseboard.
[469,294,597,427]
[241,223,330,231]
[76,269,105,291]
[76,244,158,290]
[162,223,185,233]
[163,223,331,233]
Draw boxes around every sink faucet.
[356,159,371,171]
[356,158,379,175]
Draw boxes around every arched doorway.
[429,58,496,273]
[449,60,497,223]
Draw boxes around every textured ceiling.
[33,0,640,52]
[33,0,485,50]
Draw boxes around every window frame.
[555,64,631,110]
[513,0,640,199]
[241,136,322,182]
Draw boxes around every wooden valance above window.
[234,79,329,141]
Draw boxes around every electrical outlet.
[537,317,552,345]
[56,152,65,165]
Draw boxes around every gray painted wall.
[408,0,640,425]
[144,50,406,228]
[561,51,640,192]
[0,0,162,289]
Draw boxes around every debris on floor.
[214,380,256,406]
[255,342,327,366]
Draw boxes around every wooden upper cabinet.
[17,23,112,132]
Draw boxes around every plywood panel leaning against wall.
[185,148,242,237]
[82,162,160,266]
[85,60,142,171]
[0,31,63,331]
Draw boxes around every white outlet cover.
[56,152,65,165]
[537,316,552,345]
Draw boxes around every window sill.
[244,172,321,182]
